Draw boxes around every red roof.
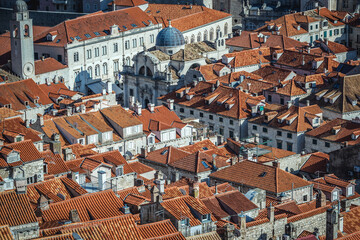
[0,140,42,167]
[35,57,67,75]
[210,160,311,193]
[111,0,148,7]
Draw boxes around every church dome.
[156,23,185,47]
[13,0,28,12]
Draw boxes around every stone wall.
[329,144,360,179]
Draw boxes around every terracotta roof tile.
[210,160,311,193]
[128,161,155,175]
[300,152,329,174]
[0,117,42,144]
[138,219,178,239]
[0,190,38,227]
[0,225,14,240]
[41,190,124,223]
[100,105,142,128]
[35,58,67,75]
[40,150,70,176]
[111,0,148,7]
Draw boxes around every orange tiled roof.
[0,225,13,240]
[224,47,271,68]
[111,0,148,7]
[276,78,307,96]
[128,161,155,175]
[0,79,53,111]
[0,107,23,119]
[0,190,38,227]
[0,140,42,167]
[144,146,190,165]
[41,190,124,223]
[100,105,142,128]
[34,7,156,47]
[40,150,70,176]
[146,4,231,32]
[300,152,329,174]
[159,81,265,120]
[138,219,179,239]
[210,160,311,194]
[35,58,67,75]
[0,117,42,144]
[196,63,228,81]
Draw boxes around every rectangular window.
[230,120,234,125]
[34,52,39,60]
[287,133,292,139]
[310,25,313,30]
[132,39,137,48]
[219,117,223,122]
[277,131,282,136]
[263,127,268,133]
[150,34,155,43]
[200,112,203,117]
[95,47,99,57]
[229,130,234,138]
[303,195,308,202]
[209,115,213,120]
[114,43,118,52]
[219,127,224,135]
[277,140,282,149]
[102,46,107,55]
[190,110,194,115]
[252,125,257,130]
[325,142,330,148]
[57,55,62,62]
[139,37,144,46]
[280,98,284,105]
[125,40,130,50]
[114,61,119,72]
[129,89,134,96]
[313,139,317,145]
[87,49,92,59]
[74,52,79,62]
[268,95,272,102]
[330,30,333,36]
[315,24,318,29]
[324,31,327,38]
[180,108,184,113]
[334,29,339,35]
[287,142,293,151]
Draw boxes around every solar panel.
[94,32,100,36]
[103,30,110,35]
[123,26,127,30]
[85,34,91,38]
[70,37,74,41]
[201,161,210,168]
[131,24,137,27]
[202,147,208,150]
[75,36,81,40]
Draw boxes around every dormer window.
[348,186,354,196]
[201,214,211,222]
[180,218,189,226]
[24,101,29,106]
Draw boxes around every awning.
[87,81,104,94]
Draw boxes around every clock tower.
[10,0,35,79]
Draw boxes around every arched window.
[95,65,100,76]
[191,34,195,43]
[216,26,221,38]
[224,23,228,36]
[24,24,30,37]
[210,28,214,41]
[103,63,108,75]
[204,30,208,41]
[197,32,201,42]
[87,67,92,78]
[139,66,145,75]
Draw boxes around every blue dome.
[156,25,185,47]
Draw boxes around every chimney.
[239,75,245,83]
[211,84,215,92]
[140,147,148,158]
[239,212,247,231]
[302,54,305,66]
[63,147,74,161]
[38,194,49,211]
[106,80,112,94]
[15,178,27,194]
[272,160,280,168]
[148,103,155,113]
[37,114,44,127]
[66,107,72,116]
[121,204,131,214]
[212,154,217,168]
[135,102,142,115]
[216,80,220,88]
[224,223,235,240]
[154,170,165,194]
[341,199,350,212]
[129,96,135,109]
[306,100,310,106]
[215,181,218,194]
[247,83,251,91]
[112,0,116,11]
[80,104,86,114]
[25,119,30,128]
[116,165,124,177]
[191,177,200,198]
[326,207,338,240]
[268,203,275,222]
[69,209,81,223]
[70,172,79,184]
[167,99,174,111]
[316,190,326,208]
[287,101,292,109]
[231,156,237,165]
[102,87,106,95]
[151,185,163,202]
[97,170,107,191]
[50,133,61,155]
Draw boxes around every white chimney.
[102,87,106,95]
[129,96,135,109]
[148,103,155,113]
[135,102,142,115]
[167,99,174,111]
[98,170,107,191]
[81,104,86,114]
[106,81,112,94]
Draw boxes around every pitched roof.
[226,31,308,50]
[128,161,155,174]
[210,160,311,193]
[300,152,329,174]
[34,7,156,47]
[145,4,231,32]
[0,107,23,120]
[40,150,70,176]
[41,190,124,223]
[0,190,38,227]
[0,225,13,240]
[0,79,52,111]
[144,146,190,165]
[186,232,221,240]
[35,58,68,75]
[160,195,212,226]
[100,105,142,128]
[249,105,323,133]
[0,117,42,144]
[306,118,360,145]
[111,0,148,7]
[0,140,42,167]
[224,47,271,68]
[275,79,307,96]
[138,219,179,239]
[275,50,324,71]
[159,81,265,120]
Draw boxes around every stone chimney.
[25,119,30,128]
[140,147,148,158]
[154,171,165,194]
[214,181,218,194]
[167,99,174,111]
[63,147,74,161]
[97,170,107,191]
[316,190,326,208]
[112,0,116,11]
[121,204,131,214]
[66,106,72,116]
[239,212,247,231]
[106,80,113,93]
[37,114,44,127]
[224,223,235,240]
[326,207,338,240]
[150,185,163,202]
[341,199,350,212]
[38,194,49,211]
[135,102,142,115]
[191,177,200,198]
[287,101,292,109]
[50,133,61,155]
[268,203,275,223]
[306,100,310,106]
[69,209,81,223]
[302,54,305,66]
[15,178,27,194]
[212,154,217,169]
[216,80,220,88]
[80,104,86,114]
[272,160,280,168]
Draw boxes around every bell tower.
[10,0,35,79]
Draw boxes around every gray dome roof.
[156,24,185,47]
[13,0,28,12]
